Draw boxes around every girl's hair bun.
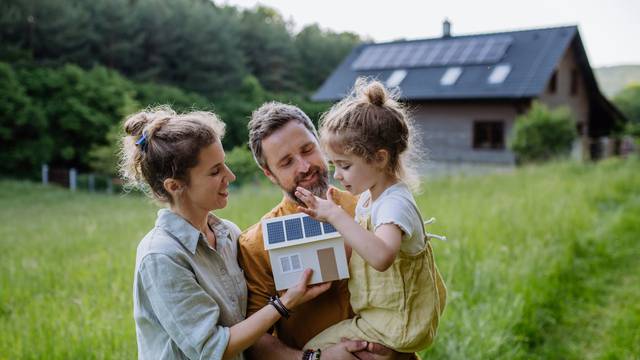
[362,80,387,106]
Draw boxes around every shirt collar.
[155,209,203,254]
[155,208,231,254]
[279,195,301,214]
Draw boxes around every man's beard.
[282,166,329,206]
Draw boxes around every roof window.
[385,69,407,88]
[440,67,462,86]
[488,64,511,84]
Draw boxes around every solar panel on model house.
[266,215,339,245]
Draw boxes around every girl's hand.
[295,186,341,222]
[280,268,331,309]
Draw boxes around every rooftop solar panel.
[303,216,323,237]
[285,218,304,241]
[266,222,286,244]
[263,213,342,250]
[351,35,513,71]
[322,222,338,234]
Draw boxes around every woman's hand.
[295,186,343,223]
[280,268,331,309]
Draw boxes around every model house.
[262,213,349,290]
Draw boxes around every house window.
[279,254,303,274]
[473,121,505,149]
[440,67,462,86]
[548,71,558,94]
[570,68,579,95]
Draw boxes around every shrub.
[613,83,640,126]
[509,102,577,163]
[614,84,640,149]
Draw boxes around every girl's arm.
[296,187,402,272]
[222,269,329,359]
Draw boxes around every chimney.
[443,18,452,38]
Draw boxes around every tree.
[87,0,143,74]
[295,24,360,91]
[215,75,267,150]
[0,62,49,177]
[236,6,300,92]
[17,64,137,170]
[134,82,212,113]
[131,0,246,96]
[508,102,577,163]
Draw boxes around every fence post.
[88,174,95,192]
[69,168,77,192]
[42,164,49,185]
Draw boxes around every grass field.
[1,159,639,359]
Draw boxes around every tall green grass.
[1,159,639,359]
[418,158,640,359]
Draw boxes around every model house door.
[317,247,339,282]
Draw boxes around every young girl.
[122,106,329,360]
[295,79,447,354]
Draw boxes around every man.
[237,102,413,360]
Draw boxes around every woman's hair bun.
[123,112,151,137]
[123,106,175,137]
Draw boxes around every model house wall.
[262,213,350,290]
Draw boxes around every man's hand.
[321,339,368,360]
[350,340,414,360]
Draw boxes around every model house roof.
[313,25,594,101]
[262,213,340,251]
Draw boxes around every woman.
[120,106,329,360]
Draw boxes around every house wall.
[269,238,349,291]
[412,102,520,166]
[412,45,592,167]
[537,46,590,126]
[537,45,591,158]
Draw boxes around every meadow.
[1,159,639,359]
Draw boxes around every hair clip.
[135,131,149,152]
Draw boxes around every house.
[262,213,349,290]
[313,21,626,167]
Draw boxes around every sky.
[219,0,640,67]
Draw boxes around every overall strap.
[404,195,447,242]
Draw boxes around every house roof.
[262,213,341,251]
[313,25,588,101]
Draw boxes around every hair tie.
[135,131,149,152]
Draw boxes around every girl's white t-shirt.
[355,182,425,254]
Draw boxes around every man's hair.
[248,101,318,170]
